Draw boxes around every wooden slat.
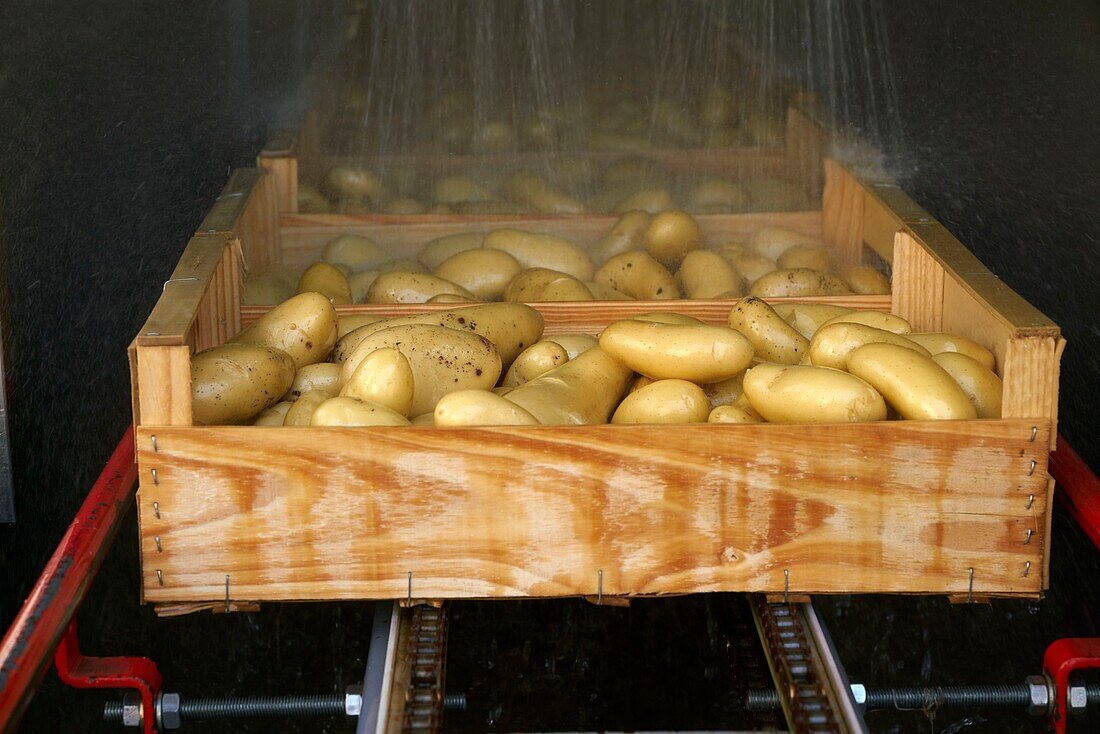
[135,346,191,426]
[136,419,1049,602]
[890,231,945,332]
[257,151,299,215]
[786,93,828,198]
[1001,336,1065,449]
[199,168,281,273]
[821,158,864,265]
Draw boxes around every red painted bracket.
[1044,637,1100,733]
[1051,439,1100,551]
[54,620,161,733]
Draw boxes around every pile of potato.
[193,296,1000,428]
[296,156,808,216]
[245,213,889,306]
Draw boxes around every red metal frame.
[1050,440,1100,551]
[0,428,162,732]
[1044,638,1100,734]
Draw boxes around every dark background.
[0,2,1097,732]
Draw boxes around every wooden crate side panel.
[821,158,864,266]
[1001,335,1064,450]
[136,346,191,426]
[257,128,300,215]
[128,340,141,428]
[136,420,1049,602]
[231,172,281,273]
[890,231,945,332]
[786,93,827,200]
[137,233,233,347]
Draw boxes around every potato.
[287,363,342,401]
[379,198,426,215]
[418,232,485,270]
[777,244,832,272]
[611,379,710,424]
[708,405,759,424]
[427,293,479,304]
[333,303,543,369]
[771,303,853,339]
[297,262,352,304]
[484,229,594,281]
[283,389,330,426]
[846,343,977,420]
[327,166,383,200]
[809,322,930,370]
[685,180,747,213]
[599,319,753,383]
[243,271,295,305]
[748,269,851,298]
[819,311,912,334]
[710,242,745,261]
[732,252,776,284]
[377,258,429,275]
[844,266,891,295]
[612,187,676,214]
[434,248,522,300]
[644,211,703,267]
[727,296,809,364]
[504,347,633,425]
[732,392,765,421]
[338,314,383,338]
[594,251,680,300]
[743,364,887,424]
[703,371,746,409]
[505,172,586,214]
[341,324,501,416]
[434,390,540,427]
[585,281,633,300]
[365,272,474,304]
[340,347,414,415]
[503,268,570,302]
[502,341,570,387]
[932,352,1003,418]
[544,333,599,360]
[905,333,996,371]
[432,175,498,204]
[749,226,818,261]
[589,211,650,264]
[678,250,741,298]
[410,412,436,426]
[253,400,292,426]
[322,234,387,272]
[348,270,380,303]
[232,292,338,368]
[535,275,595,302]
[629,375,657,394]
[297,183,331,213]
[310,397,411,427]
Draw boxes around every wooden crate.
[130,158,1063,608]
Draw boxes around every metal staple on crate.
[407,571,412,606]
[151,468,158,486]
[152,501,160,519]
[162,276,199,293]
[1025,528,1034,544]
[1029,425,1038,443]
[154,536,161,552]
[1026,494,1035,510]
[597,569,603,605]
[225,575,231,613]
[967,567,975,603]
[150,434,158,453]
[783,568,790,603]
[1024,561,1031,577]
[1028,459,1037,476]
[156,569,164,586]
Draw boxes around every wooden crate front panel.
[136,419,1049,603]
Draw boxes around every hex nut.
[160,692,181,729]
[121,691,142,727]
[849,683,867,706]
[1025,675,1052,717]
[345,686,363,717]
[1068,678,1088,714]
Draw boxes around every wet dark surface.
[0,2,1097,732]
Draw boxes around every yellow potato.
[232,292,338,368]
[677,250,741,298]
[418,232,485,270]
[378,198,424,215]
[483,229,594,281]
[599,319,754,383]
[191,344,295,424]
[727,296,809,365]
[431,175,498,205]
[743,364,887,424]
[846,343,977,420]
[544,333,599,360]
[749,226,818,261]
[932,352,1003,418]
[365,272,475,304]
[337,314,383,338]
[534,274,595,302]
[434,390,540,427]
[340,324,501,416]
[585,281,633,300]
[283,389,330,426]
[611,379,710,424]
[589,211,650,264]
[340,347,415,415]
[628,374,657,394]
[504,347,633,425]
[505,172,586,214]
[327,166,383,200]
[502,341,569,387]
[771,303,854,339]
[809,322,930,370]
[777,244,832,272]
[333,303,543,369]
[685,180,747,213]
[733,392,765,421]
[288,363,342,401]
[409,412,435,426]
[612,187,676,214]
[644,211,703,267]
[310,397,411,427]
[322,234,387,272]
[427,293,479,304]
[348,270,380,303]
[732,252,776,284]
[377,258,429,275]
[819,311,911,334]
[503,268,571,302]
[253,400,292,426]
[297,262,352,304]
[843,266,891,295]
[703,371,745,409]
[710,242,745,261]
[748,269,851,298]
[594,251,680,300]
[242,273,294,306]
[707,405,759,424]
[297,183,331,213]
[905,333,997,371]
[434,248,522,301]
